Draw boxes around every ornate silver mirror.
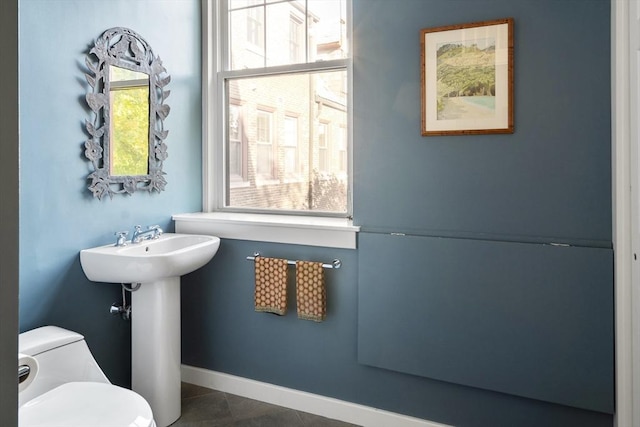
[84,27,170,199]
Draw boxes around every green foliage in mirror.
[110,65,150,176]
[111,86,149,175]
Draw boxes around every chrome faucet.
[114,231,129,247]
[132,224,163,243]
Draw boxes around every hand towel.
[254,256,288,315]
[295,260,326,322]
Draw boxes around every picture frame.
[421,18,514,136]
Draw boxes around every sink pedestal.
[131,277,181,427]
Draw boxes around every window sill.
[172,212,359,249]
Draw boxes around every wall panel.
[358,232,614,413]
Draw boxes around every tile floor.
[170,382,361,427]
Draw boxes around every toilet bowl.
[18,326,156,427]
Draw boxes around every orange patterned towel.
[295,261,326,322]
[254,257,288,315]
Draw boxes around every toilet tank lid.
[19,326,84,355]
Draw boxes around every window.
[228,104,246,182]
[246,0,264,49]
[289,15,303,63]
[214,0,351,215]
[337,125,347,174]
[318,122,328,172]
[256,110,274,180]
[283,116,299,176]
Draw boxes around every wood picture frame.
[421,18,514,136]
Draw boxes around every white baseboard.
[181,365,453,427]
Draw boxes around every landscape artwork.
[421,18,513,136]
[436,37,496,120]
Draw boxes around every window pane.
[337,126,347,173]
[226,70,347,213]
[308,0,348,61]
[228,0,347,70]
[289,15,303,63]
[230,140,241,176]
[247,6,264,48]
[229,105,244,179]
[265,2,303,67]
[256,111,274,179]
[318,123,328,172]
[229,2,265,70]
[284,116,298,175]
[256,144,273,177]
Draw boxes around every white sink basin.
[80,233,220,284]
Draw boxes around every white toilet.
[18,326,156,427]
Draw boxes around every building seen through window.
[222,0,349,214]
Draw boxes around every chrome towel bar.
[246,252,341,269]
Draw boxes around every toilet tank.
[19,326,110,406]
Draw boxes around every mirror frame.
[84,27,171,199]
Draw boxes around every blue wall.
[19,0,201,386]
[181,1,614,427]
[354,0,610,246]
[354,0,613,418]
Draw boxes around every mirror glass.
[84,27,170,199]
[109,66,150,176]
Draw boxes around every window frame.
[203,1,352,221]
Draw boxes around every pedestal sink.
[80,233,220,427]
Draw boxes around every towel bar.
[246,253,341,269]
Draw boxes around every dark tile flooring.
[170,383,361,427]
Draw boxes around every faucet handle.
[114,231,129,247]
[149,224,163,238]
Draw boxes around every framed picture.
[421,18,514,136]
